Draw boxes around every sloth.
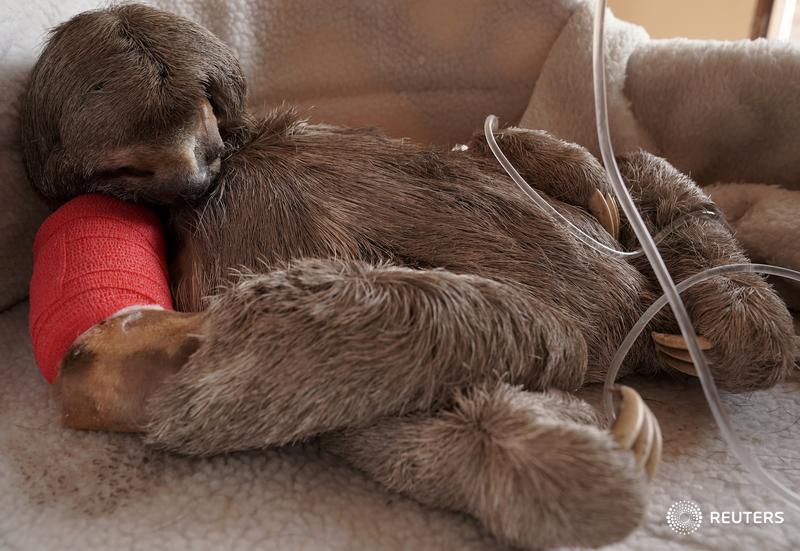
[20,4,796,550]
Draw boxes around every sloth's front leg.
[323,383,659,550]
[55,258,590,454]
[142,258,590,455]
[618,151,797,391]
[467,127,621,238]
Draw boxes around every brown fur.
[322,383,646,548]
[22,5,796,549]
[21,4,240,204]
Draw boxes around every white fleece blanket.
[3,1,800,549]
[519,1,800,191]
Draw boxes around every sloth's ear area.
[203,59,247,125]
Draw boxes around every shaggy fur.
[21,5,797,550]
[322,384,646,549]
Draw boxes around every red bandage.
[29,194,173,383]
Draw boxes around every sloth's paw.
[654,274,795,392]
[54,307,203,432]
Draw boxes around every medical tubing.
[604,263,800,409]
[486,118,800,508]
[591,0,800,509]
[482,0,798,510]
[602,263,800,507]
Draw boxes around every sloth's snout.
[160,97,225,200]
[179,131,223,197]
[191,128,224,191]
[92,98,225,204]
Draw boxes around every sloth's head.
[21,3,246,205]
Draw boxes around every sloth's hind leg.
[323,383,649,550]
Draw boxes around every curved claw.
[654,344,694,363]
[611,385,645,449]
[659,355,699,377]
[605,192,620,240]
[610,385,661,480]
[589,189,618,240]
[651,332,713,350]
[645,414,662,480]
[632,407,654,466]
[652,332,715,378]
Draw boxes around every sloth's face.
[21,4,246,206]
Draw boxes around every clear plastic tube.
[603,263,800,410]
[483,0,800,511]
[603,263,800,508]
[483,115,641,258]
[591,0,799,510]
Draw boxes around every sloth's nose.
[164,98,224,198]
[185,143,222,196]
[194,139,223,178]
[187,98,224,191]
[196,99,224,165]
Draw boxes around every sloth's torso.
[168,115,657,380]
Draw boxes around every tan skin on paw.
[54,309,205,432]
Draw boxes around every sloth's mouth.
[94,166,155,179]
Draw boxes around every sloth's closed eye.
[203,88,219,116]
